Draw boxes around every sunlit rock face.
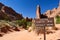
[40,2,60,18]
[35,4,60,19]
[0,3,23,21]
[36,5,47,19]
[36,5,41,19]
[44,2,60,18]
[44,10,51,18]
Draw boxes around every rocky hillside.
[0,3,23,21]
[44,4,60,18]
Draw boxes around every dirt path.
[0,30,39,40]
[0,30,60,40]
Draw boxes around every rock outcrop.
[44,3,60,18]
[36,5,47,19]
[36,5,41,19]
[0,3,23,21]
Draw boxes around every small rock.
[13,27,20,31]
[0,34,3,37]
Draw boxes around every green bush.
[26,22,32,29]
[15,19,27,29]
[0,19,32,29]
[27,22,32,26]
[56,16,60,24]
[15,19,32,29]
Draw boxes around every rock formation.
[36,5,41,19]
[0,3,23,21]
[44,1,60,18]
[36,5,47,19]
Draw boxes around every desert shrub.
[27,22,32,29]
[52,27,58,30]
[15,19,32,29]
[15,19,27,29]
[56,15,60,24]
[27,22,32,26]
[0,20,18,29]
[0,19,32,29]
[46,30,53,34]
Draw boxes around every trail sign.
[34,18,54,40]
[34,18,54,27]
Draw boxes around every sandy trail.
[0,30,60,40]
[0,30,39,40]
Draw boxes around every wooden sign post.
[34,18,54,40]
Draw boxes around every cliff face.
[0,3,23,21]
[44,5,60,18]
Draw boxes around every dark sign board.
[34,18,54,27]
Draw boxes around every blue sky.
[0,0,59,18]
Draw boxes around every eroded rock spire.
[36,5,41,19]
[58,0,60,9]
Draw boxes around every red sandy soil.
[0,30,60,40]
